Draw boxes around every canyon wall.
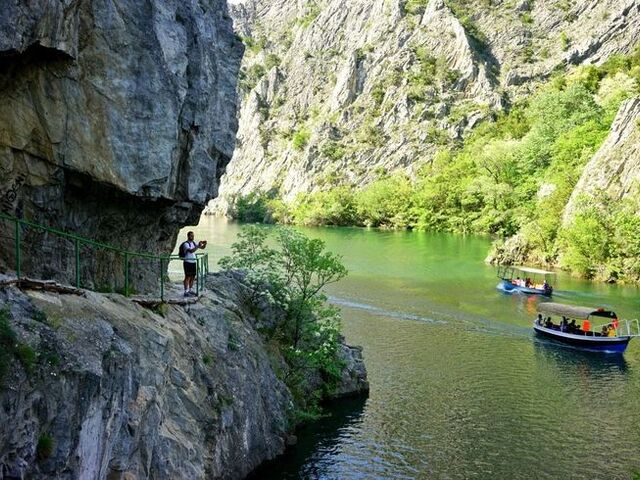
[213,0,640,210]
[0,0,243,290]
[0,272,368,479]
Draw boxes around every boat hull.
[533,325,631,353]
[498,280,552,296]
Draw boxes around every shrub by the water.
[219,227,347,421]
[231,192,273,223]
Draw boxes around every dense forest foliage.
[228,49,640,282]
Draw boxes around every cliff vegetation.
[214,0,640,283]
[228,47,640,282]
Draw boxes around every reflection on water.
[184,217,640,479]
[533,339,630,375]
[248,397,367,480]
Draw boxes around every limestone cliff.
[0,272,368,479]
[562,97,640,222]
[211,0,640,211]
[0,0,243,289]
[487,97,640,271]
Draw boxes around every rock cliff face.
[211,0,640,211]
[0,272,368,479]
[0,0,243,288]
[562,97,640,222]
[487,97,640,269]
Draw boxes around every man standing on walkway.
[180,231,206,297]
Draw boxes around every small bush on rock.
[220,227,347,421]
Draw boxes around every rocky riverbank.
[0,271,368,479]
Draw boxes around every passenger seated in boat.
[544,317,554,328]
[525,277,532,287]
[561,317,568,332]
[608,324,616,337]
[537,314,544,326]
[568,319,577,333]
[601,325,610,336]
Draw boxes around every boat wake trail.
[328,296,447,325]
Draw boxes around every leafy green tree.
[356,174,415,228]
[291,187,357,226]
[276,229,347,347]
[219,227,348,419]
[559,205,610,278]
[596,72,639,118]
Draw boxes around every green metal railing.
[0,211,209,301]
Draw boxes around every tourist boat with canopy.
[497,265,554,296]
[534,302,640,354]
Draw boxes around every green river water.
[182,216,640,480]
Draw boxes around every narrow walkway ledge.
[131,295,200,308]
[130,281,205,307]
[1,273,204,306]
[0,274,86,296]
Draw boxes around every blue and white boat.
[497,265,554,296]
[534,302,639,354]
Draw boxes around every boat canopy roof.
[511,266,555,275]
[537,302,617,320]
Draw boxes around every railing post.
[3,211,198,302]
[14,218,21,279]
[195,256,200,296]
[160,257,165,302]
[124,253,129,296]
[75,238,80,288]
[200,256,204,291]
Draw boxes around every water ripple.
[328,296,448,325]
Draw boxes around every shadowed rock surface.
[0,0,243,290]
